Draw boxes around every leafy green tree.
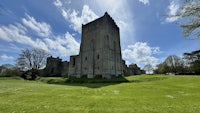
[190,60,200,74]
[164,55,183,74]
[154,62,170,74]
[184,49,200,74]
[0,64,21,77]
[154,55,185,75]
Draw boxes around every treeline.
[154,49,200,75]
[0,64,22,77]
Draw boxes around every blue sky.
[0,0,200,68]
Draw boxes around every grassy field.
[0,75,200,113]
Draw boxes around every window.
[72,58,75,67]
[81,75,88,78]
[85,56,87,61]
[51,68,54,73]
[95,75,102,78]
[97,54,99,59]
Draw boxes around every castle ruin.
[43,12,143,78]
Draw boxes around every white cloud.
[45,32,80,56]
[166,0,180,23]
[1,54,14,61]
[0,44,22,53]
[55,3,99,33]
[54,0,62,7]
[138,0,150,5]
[122,42,160,67]
[61,9,68,19]
[0,14,80,57]
[0,24,48,51]
[22,14,52,37]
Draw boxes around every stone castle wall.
[42,56,69,77]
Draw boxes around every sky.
[0,0,200,68]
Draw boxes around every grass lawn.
[0,75,200,113]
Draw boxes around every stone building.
[68,12,123,78]
[124,64,144,76]
[43,56,69,77]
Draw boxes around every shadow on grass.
[38,76,168,88]
[39,77,129,88]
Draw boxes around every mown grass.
[0,75,200,113]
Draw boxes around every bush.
[0,69,22,77]
[21,70,39,80]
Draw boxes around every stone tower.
[68,12,123,78]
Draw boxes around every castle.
[43,12,143,78]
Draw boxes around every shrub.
[0,69,22,77]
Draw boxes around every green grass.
[0,75,200,113]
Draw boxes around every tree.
[174,0,200,38]
[190,60,200,74]
[164,55,183,74]
[154,62,170,74]
[0,64,21,77]
[16,48,49,79]
[183,49,200,74]
[17,48,49,71]
[143,64,154,74]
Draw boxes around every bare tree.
[16,48,49,71]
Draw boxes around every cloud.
[54,0,62,7]
[138,0,150,5]
[67,5,99,33]
[165,0,180,23]
[122,42,160,67]
[22,14,52,37]
[0,14,80,57]
[54,1,99,33]
[1,54,14,61]
[0,23,48,51]
[45,32,80,56]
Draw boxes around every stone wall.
[124,64,144,76]
[42,56,69,77]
